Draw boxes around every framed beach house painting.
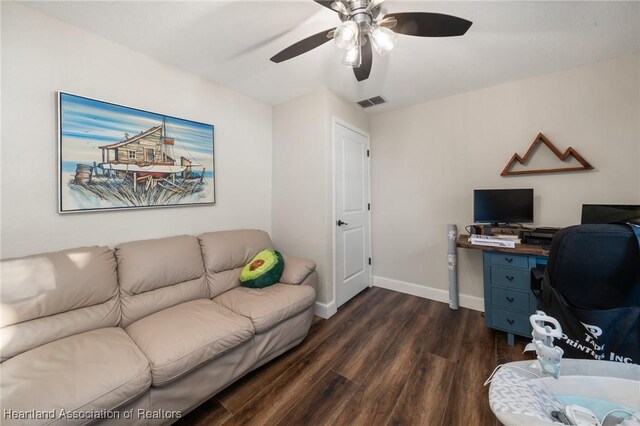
[58,92,215,213]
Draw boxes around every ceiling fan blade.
[270,28,336,63]
[354,37,372,82]
[383,12,472,37]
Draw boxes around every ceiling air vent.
[357,96,386,108]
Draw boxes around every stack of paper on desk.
[469,234,518,248]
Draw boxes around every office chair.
[531,223,640,362]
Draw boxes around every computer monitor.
[581,204,640,225]
[473,189,534,225]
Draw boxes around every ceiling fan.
[270,0,473,82]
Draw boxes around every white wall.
[1,3,273,258]
[272,90,327,301]
[272,88,369,307]
[371,54,640,306]
[5,2,638,313]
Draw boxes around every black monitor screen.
[474,189,534,224]
[581,204,640,225]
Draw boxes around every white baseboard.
[373,276,485,312]
[314,300,337,319]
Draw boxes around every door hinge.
[368,203,370,211]
[366,149,370,157]
[368,257,372,265]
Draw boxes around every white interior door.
[335,122,371,308]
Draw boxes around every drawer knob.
[507,319,515,325]
[506,275,514,281]
[505,257,513,263]
[506,296,514,303]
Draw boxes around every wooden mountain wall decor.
[501,133,594,176]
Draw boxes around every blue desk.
[457,235,549,345]
[483,252,548,345]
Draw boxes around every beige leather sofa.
[0,230,317,425]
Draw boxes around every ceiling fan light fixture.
[330,0,349,15]
[334,20,359,50]
[369,24,397,56]
[270,1,473,83]
[342,44,362,68]
[365,0,385,13]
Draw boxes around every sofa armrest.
[280,255,316,285]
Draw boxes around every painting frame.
[58,92,215,213]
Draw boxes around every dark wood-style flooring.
[176,287,531,426]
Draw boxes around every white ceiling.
[24,1,640,113]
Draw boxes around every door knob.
[337,220,348,226]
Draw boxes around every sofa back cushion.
[0,246,119,362]
[116,235,207,327]
[199,230,273,298]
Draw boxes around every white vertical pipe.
[448,224,459,310]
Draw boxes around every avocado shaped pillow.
[240,249,284,288]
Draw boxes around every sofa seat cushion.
[1,328,150,424]
[213,284,316,334]
[125,299,254,387]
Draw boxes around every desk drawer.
[491,287,530,313]
[492,309,530,336]
[490,266,530,291]
[490,253,528,269]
